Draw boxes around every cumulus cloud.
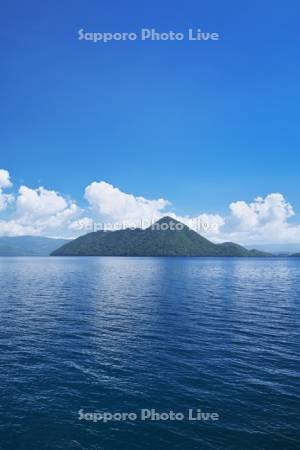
[217,193,300,245]
[0,169,14,212]
[85,181,170,224]
[229,194,294,229]
[14,186,79,235]
[1,168,300,245]
[0,169,12,189]
[69,217,94,232]
[0,192,14,212]
[0,175,80,236]
[16,186,68,218]
[168,213,225,238]
[0,220,39,237]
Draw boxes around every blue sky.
[1,0,300,243]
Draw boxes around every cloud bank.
[0,168,300,245]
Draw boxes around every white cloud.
[14,185,80,233]
[0,220,40,237]
[217,193,300,245]
[0,181,80,237]
[0,169,14,212]
[0,169,12,189]
[1,168,300,246]
[85,181,170,224]
[168,213,225,239]
[69,217,94,232]
[229,194,294,229]
[0,192,14,212]
[16,186,68,218]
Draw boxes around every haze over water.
[0,257,299,449]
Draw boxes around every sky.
[1,0,300,246]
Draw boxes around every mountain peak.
[152,216,184,226]
[147,216,188,232]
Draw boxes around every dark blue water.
[0,257,299,450]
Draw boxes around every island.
[51,217,270,257]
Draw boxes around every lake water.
[0,257,299,449]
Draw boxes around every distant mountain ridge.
[51,217,270,257]
[0,236,69,256]
[246,243,300,255]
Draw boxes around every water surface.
[0,257,299,449]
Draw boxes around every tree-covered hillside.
[51,217,270,257]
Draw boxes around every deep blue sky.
[1,0,299,216]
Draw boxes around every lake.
[0,257,299,449]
